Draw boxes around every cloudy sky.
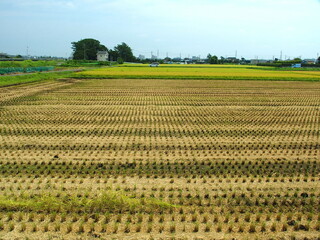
[1,0,319,59]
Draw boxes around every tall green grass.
[0,60,59,68]
[0,71,75,87]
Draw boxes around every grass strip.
[0,71,76,87]
[0,191,176,214]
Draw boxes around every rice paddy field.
[0,65,319,239]
[77,64,320,81]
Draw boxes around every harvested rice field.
[0,75,319,239]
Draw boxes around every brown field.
[0,78,319,240]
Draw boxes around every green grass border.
[0,71,76,87]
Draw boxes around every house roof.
[97,51,108,54]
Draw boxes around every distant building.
[97,51,109,61]
[226,57,238,63]
[192,56,200,61]
[302,59,316,64]
[250,59,270,65]
[172,57,181,62]
[0,52,9,58]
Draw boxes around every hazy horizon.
[1,0,319,60]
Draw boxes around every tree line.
[71,38,134,63]
[72,39,320,65]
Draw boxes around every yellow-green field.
[76,64,320,81]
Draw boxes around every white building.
[97,51,109,61]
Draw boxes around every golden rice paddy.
[78,64,320,81]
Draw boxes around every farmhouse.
[97,51,109,61]
[302,59,316,64]
[0,52,9,58]
[226,57,238,63]
[250,59,271,65]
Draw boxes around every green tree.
[72,38,107,60]
[211,55,218,64]
[117,57,124,64]
[114,42,135,62]
[293,58,302,63]
[207,54,219,64]
[207,54,212,63]
[108,49,119,62]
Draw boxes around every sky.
[0,0,319,60]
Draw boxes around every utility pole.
[235,50,237,59]
[157,50,159,59]
[280,51,282,60]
